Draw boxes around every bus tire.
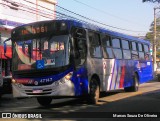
[124,74,139,92]
[37,97,52,107]
[0,89,2,98]
[157,74,160,81]
[88,78,100,104]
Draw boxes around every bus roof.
[66,19,150,45]
[12,19,150,45]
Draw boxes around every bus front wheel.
[88,78,100,104]
[37,97,52,106]
[124,74,139,92]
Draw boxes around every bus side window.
[112,37,122,59]
[122,39,131,59]
[101,34,114,58]
[144,44,149,53]
[144,44,150,60]
[89,32,102,58]
[138,43,144,60]
[131,41,139,60]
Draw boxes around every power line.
[2,0,148,34]
[56,5,147,33]
[72,0,146,26]
[11,0,147,33]
[14,0,148,33]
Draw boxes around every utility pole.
[153,7,160,72]
[153,7,157,72]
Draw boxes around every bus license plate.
[33,89,43,93]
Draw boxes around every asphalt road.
[0,80,160,121]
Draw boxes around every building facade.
[0,0,57,45]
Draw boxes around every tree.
[143,0,160,3]
[145,17,160,57]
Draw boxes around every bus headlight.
[64,72,73,80]
[12,79,16,83]
[12,79,22,88]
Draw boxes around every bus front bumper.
[12,79,75,98]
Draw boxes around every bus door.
[88,31,103,89]
[101,34,115,91]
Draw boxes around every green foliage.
[143,0,160,57]
[145,17,160,57]
[143,0,160,3]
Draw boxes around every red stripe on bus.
[119,66,125,88]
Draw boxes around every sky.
[57,0,157,37]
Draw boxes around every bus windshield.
[12,35,70,71]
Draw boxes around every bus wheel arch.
[88,74,100,104]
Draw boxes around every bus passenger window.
[138,43,144,59]
[101,35,111,47]
[123,50,131,59]
[89,32,102,58]
[104,48,114,58]
[139,52,145,59]
[112,37,122,59]
[122,40,129,49]
[138,43,143,52]
[112,38,120,48]
[144,44,149,52]
[101,35,113,58]
[131,42,137,51]
[122,40,131,59]
[113,48,122,59]
[131,42,139,60]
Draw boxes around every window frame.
[89,31,103,59]
[111,36,123,59]
[121,39,131,60]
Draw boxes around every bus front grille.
[25,89,52,95]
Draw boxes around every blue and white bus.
[6,19,153,106]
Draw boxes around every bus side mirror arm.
[3,38,11,59]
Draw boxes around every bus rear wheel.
[124,74,139,92]
[88,78,100,104]
[37,97,52,107]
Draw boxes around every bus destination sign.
[21,25,48,36]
